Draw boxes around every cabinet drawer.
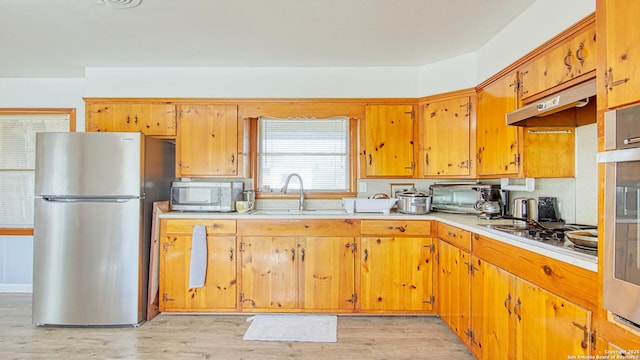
[162,219,236,235]
[237,219,360,237]
[360,220,431,236]
[437,222,471,251]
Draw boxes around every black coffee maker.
[538,196,562,222]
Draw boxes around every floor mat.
[242,314,337,342]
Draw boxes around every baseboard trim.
[0,284,32,293]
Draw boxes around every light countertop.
[160,209,597,272]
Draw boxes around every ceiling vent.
[94,0,142,9]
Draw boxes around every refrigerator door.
[35,132,142,197]
[33,197,143,326]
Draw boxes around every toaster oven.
[429,182,506,215]
[170,181,243,212]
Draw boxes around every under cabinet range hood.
[506,78,596,126]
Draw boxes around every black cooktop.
[480,222,598,257]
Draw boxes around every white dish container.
[342,198,397,215]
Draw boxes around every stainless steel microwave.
[170,181,243,212]
[598,104,640,329]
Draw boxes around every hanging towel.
[189,225,208,288]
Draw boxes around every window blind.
[0,114,70,227]
[257,116,350,192]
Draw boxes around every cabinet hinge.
[423,295,435,304]
[428,243,435,254]
[405,109,415,120]
[467,102,472,113]
[464,328,481,348]
[162,292,175,302]
[240,293,256,306]
[590,329,597,351]
[465,261,478,276]
[162,242,175,252]
[345,242,357,253]
[516,153,521,166]
[345,293,358,304]
[239,242,250,252]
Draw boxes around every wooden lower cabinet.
[239,236,356,311]
[437,239,471,347]
[159,219,238,312]
[359,236,434,311]
[470,258,592,359]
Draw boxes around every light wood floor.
[1,293,473,360]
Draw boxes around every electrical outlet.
[358,181,367,193]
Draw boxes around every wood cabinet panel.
[515,278,591,359]
[238,219,359,237]
[522,127,575,178]
[177,104,241,177]
[470,257,516,359]
[520,24,597,100]
[159,221,237,312]
[421,96,472,177]
[476,72,520,177]
[604,0,640,108]
[437,222,471,251]
[239,236,356,311]
[438,240,471,347]
[240,237,299,310]
[360,236,434,311]
[299,237,356,311]
[86,102,176,136]
[163,219,236,235]
[360,220,431,237]
[471,233,597,311]
[362,105,415,177]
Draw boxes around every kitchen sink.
[251,209,347,216]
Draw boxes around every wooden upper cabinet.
[421,95,473,178]
[604,0,640,108]
[362,104,415,178]
[520,22,597,100]
[176,104,243,178]
[86,102,177,136]
[476,72,520,177]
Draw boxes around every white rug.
[242,314,337,343]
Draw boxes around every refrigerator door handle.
[41,196,138,203]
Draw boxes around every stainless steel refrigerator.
[32,132,174,326]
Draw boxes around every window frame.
[250,116,358,199]
[0,108,75,235]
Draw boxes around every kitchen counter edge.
[159,210,597,272]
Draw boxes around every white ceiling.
[0,0,535,78]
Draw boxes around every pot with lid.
[396,188,432,214]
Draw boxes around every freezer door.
[33,197,144,326]
[35,132,142,197]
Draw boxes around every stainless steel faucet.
[281,173,305,211]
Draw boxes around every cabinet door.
[605,0,640,108]
[299,237,355,311]
[240,237,298,310]
[363,105,415,177]
[515,278,591,359]
[422,97,472,177]
[86,103,176,136]
[476,73,520,177]
[470,258,516,360]
[520,25,596,99]
[360,237,433,311]
[437,240,470,344]
[159,234,237,311]
[177,104,239,177]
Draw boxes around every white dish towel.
[189,225,207,288]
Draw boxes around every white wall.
[0,78,86,130]
[84,67,420,98]
[476,0,595,84]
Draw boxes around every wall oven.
[598,104,640,328]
